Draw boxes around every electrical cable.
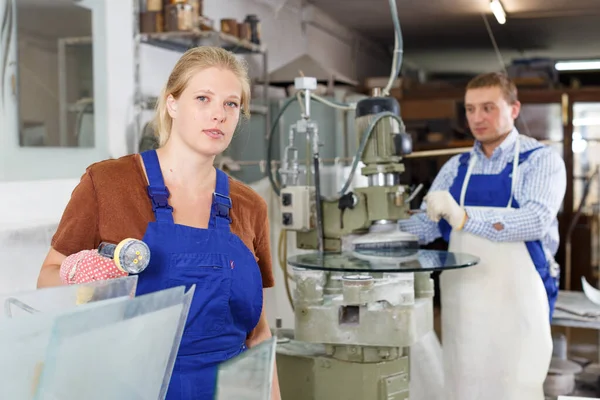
[277,229,294,311]
[481,13,532,137]
[383,0,403,96]
[266,96,298,196]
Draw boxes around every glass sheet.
[0,276,138,320]
[215,337,277,400]
[159,285,195,399]
[34,285,194,400]
[287,250,480,273]
[0,296,130,400]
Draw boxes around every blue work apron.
[136,150,264,399]
[438,147,559,321]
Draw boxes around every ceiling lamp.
[490,0,506,24]
[555,60,600,71]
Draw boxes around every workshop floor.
[433,308,600,398]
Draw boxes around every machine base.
[276,340,410,400]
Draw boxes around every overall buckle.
[213,192,232,222]
[147,186,172,211]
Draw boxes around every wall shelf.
[132,5,270,152]
[139,30,265,54]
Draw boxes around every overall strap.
[140,150,174,224]
[507,137,521,208]
[210,169,232,231]
[517,146,543,164]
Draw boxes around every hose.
[383,0,404,96]
[266,96,299,196]
[277,229,294,311]
[310,93,355,111]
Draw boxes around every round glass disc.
[287,250,480,273]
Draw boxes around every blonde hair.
[153,46,251,146]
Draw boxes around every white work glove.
[425,191,468,230]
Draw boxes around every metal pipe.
[58,38,68,146]
[313,154,324,253]
[263,49,270,140]
[62,36,93,45]
[231,140,562,167]
[311,123,324,253]
[564,166,600,291]
[367,172,400,187]
[304,89,311,119]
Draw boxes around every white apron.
[440,139,553,400]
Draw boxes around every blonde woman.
[37,46,280,399]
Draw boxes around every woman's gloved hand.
[59,249,128,285]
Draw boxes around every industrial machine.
[272,76,480,400]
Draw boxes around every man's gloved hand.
[425,191,468,230]
[59,249,128,285]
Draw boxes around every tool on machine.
[278,79,422,255]
[350,229,420,261]
[97,238,151,274]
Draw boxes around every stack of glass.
[215,337,278,400]
[0,276,194,400]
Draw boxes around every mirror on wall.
[16,0,94,147]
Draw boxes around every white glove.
[425,191,467,230]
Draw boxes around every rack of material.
[132,1,270,151]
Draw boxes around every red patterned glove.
[59,250,128,285]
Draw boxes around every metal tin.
[238,22,251,41]
[220,18,239,37]
[165,3,194,32]
[189,0,202,16]
[145,0,162,12]
[140,11,164,33]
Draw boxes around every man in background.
[399,72,566,400]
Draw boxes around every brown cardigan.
[51,154,275,288]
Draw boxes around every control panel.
[280,186,316,232]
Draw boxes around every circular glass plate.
[287,250,480,273]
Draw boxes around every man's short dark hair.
[466,72,518,104]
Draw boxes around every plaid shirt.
[398,128,566,260]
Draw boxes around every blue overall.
[136,150,264,399]
[438,147,558,322]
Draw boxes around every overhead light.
[573,117,600,127]
[555,60,600,71]
[572,132,588,154]
[490,0,506,24]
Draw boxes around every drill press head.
[354,92,412,181]
[349,90,419,259]
[282,83,420,254]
